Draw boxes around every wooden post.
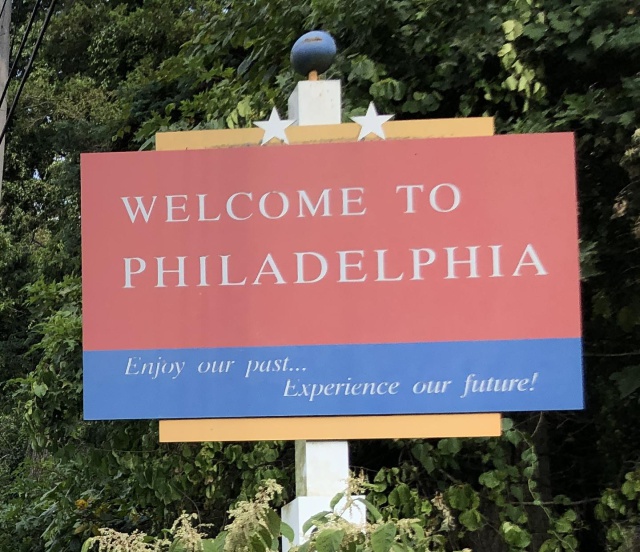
[0,0,11,203]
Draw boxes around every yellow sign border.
[156,116,501,442]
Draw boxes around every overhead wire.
[0,0,43,110]
[0,0,57,145]
[0,0,9,22]
[0,0,11,97]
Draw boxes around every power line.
[0,0,56,146]
[0,0,42,110]
[0,0,9,22]
[0,0,10,203]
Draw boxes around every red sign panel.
[81,133,582,419]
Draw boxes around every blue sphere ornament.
[291,31,337,76]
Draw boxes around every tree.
[0,0,638,550]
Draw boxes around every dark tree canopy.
[0,0,638,550]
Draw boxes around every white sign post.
[281,78,365,551]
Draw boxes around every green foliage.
[83,482,290,552]
[358,422,581,552]
[594,468,640,551]
[0,0,638,550]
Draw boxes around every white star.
[254,107,295,145]
[350,102,394,141]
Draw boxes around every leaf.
[249,532,267,552]
[555,509,577,534]
[589,29,608,50]
[411,444,436,474]
[502,20,523,40]
[505,75,518,91]
[618,111,636,128]
[257,522,273,549]
[348,56,380,83]
[370,78,406,101]
[262,508,277,529]
[73,523,88,535]
[315,528,345,552]
[371,523,397,552]
[511,486,525,502]
[479,471,501,489]
[203,536,224,552]
[523,23,546,41]
[398,484,411,505]
[281,522,295,543]
[410,522,425,540]
[611,366,640,398]
[501,522,531,548]
[555,518,572,534]
[369,481,387,492]
[447,486,466,509]
[548,15,572,34]
[302,512,331,534]
[498,43,513,58]
[459,509,483,531]
[33,383,48,398]
[362,498,383,522]
[505,428,523,446]
[169,539,187,552]
[455,485,479,510]
[521,447,537,465]
[437,438,462,455]
[330,492,344,510]
[505,504,527,524]
[617,306,637,332]
[237,56,253,76]
[501,418,514,431]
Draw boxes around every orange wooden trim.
[155,117,495,151]
[155,116,500,442]
[159,414,502,442]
